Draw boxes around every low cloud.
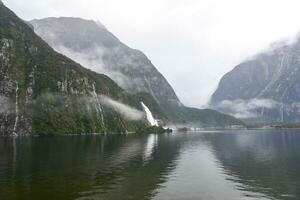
[54,45,137,90]
[99,95,145,121]
[7,0,300,108]
[214,98,279,119]
[34,93,145,121]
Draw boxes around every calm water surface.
[1,130,300,200]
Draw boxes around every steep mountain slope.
[0,3,164,136]
[30,17,243,127]
[30,18,180,106]
[211,39,300,123]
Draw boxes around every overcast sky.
[4,0,300,108]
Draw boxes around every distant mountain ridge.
[30,17,243,127]
[211,37,300,123]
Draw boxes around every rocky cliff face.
[0,3,165,136]
[211,39,300,123]
[30,17,243,127]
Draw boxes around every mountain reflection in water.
[0,130,300,200]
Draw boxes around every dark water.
[1,130,300,200]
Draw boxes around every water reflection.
[207,130,300,200]
[0,134,184,200]
[153,132,270,200]
[143,134,158,164]
[1,130,300,200]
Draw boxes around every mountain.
[211,39,300,123]
[30,17,181,109]
[0,3,166,136]
[30,17,243,127]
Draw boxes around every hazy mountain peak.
[30,17,243,127]
[30,17,121,50]
[30,17,180,104]
[95,20,106,29]
[211,35,300,123]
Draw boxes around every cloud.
[53,45,137,90]
[99,95,145,121]
[34,93,145,121]
[214,99,279,119]
[54,45,106,72]
[5,0,300,108]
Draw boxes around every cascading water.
[141,102,158,126]
[92,83,106,133]
[12,82,19,137]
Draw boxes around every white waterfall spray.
[141,102,158,126]
[12,82,19,137]
[92,83,106,133]
[281,102,284,122]
[143,134,158,164]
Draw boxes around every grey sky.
[4,0,300,108]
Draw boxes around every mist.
[53,45,137,90]
[99,95,145,121]
[5,0,300,108]
[78,94,145,121]
[214,99,279,119]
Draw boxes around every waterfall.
[92,84,106,133]
[141,102,158,126]
[281,102,284,123]
[12,82,19,137]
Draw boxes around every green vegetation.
[137,126,172,134]
[0,3,166,136]
[160,102,245,128]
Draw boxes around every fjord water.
[1,130,300,200]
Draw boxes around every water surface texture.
[1,130,300,200]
